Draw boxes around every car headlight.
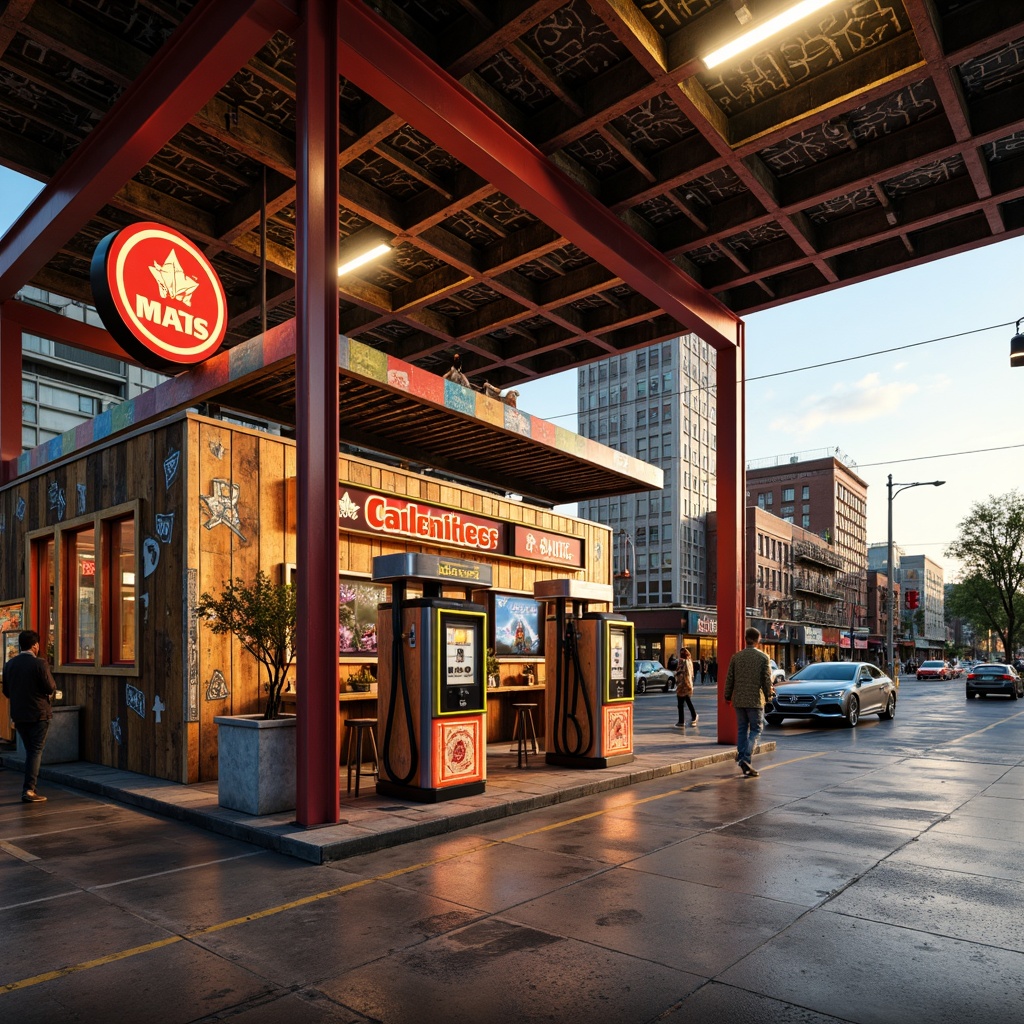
[817,690,845,699]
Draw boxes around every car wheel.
[878,693,896,720]
[765,714,783,726]
[844,695,860,727]
[636,678,646,695]
[1012,687,1020,700]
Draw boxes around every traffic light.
[905,589,919,610]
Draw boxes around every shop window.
[34,504,141,673]
[65,526,96,664]
[107,517,136,664]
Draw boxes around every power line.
[745,320,1010,383]
[851,441,1024,469]
[528,320,1012,424]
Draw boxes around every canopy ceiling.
[0,0,1021,387]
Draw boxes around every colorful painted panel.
[432,716,484,787]
[602,703,633,757]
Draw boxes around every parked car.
[634,659,674,694]
[769,659,786,685]
[965,663,1024,700]
[947,661,963,679]
[916,660,950,681]
[766,661,896,728]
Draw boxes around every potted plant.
[485,648,500,688]
[197,570,297,720]
[197,570,298,815]
[348,664,376,692]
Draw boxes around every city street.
[2,675,1023,1024]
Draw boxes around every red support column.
[715,323,745,746]
[0,308,22,480]
[294,0,341,825]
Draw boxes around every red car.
[916,660,950,680]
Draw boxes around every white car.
[769,659,786,685]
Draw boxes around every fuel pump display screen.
[435,609,487,715]
[609,627,628,699]
[445,624,477,685]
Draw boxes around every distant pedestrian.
[674,649,697,728]
[708,656,718,685]
[667,652,678,673]
[1,629,57,802]
[698,657,707,685]
[723,628,773,778]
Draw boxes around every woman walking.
[674,648,698,728]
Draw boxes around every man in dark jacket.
[724,627,774,778]
[2,629,57,802]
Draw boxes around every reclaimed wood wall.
[1,412,612,786]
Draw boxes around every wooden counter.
[281,684,546,746]
[486,684,546,746]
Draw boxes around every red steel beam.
[715,327,744,747]
[294,0,342,825]
[2,299,124,359]
[336,0,741,353]
[0,0,298,302]
[0,309,21,475]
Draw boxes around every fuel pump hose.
[382,598,418,785]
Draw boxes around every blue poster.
[494,594,542,656]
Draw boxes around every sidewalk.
[1,709,769,864]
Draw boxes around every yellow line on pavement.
[2,752,798,994]
[1,937,182,993]
[943,707,1024,744]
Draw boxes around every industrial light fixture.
[1011,317,1024,367]
[703,0,838,69]
[337,242,390,277]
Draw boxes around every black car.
[965,663,1024,700]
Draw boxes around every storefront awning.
[13,319,662,506]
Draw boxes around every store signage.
[512,525,584,568]
[340,486,505,554]
[90,221,228,372]
[687,611,717,635]
[804,626,824,645]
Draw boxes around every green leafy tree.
[196,571,297,719]
[945,492,1024,661]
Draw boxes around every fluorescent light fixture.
[337,242,390,277]
[703,0,837,69]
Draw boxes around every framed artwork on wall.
[284,566,390,658]
[491,593,543,657]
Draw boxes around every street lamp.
[1011,317,1024,367]
[616,529,636,608]
[886,474,945,677]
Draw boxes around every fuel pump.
[372,553,491,802]
[534,579,635,768]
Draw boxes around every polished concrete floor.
[2,678,1023,1023]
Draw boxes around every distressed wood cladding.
[0,412,609,786]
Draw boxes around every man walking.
[2,629,57,802]
[723,627,774,778]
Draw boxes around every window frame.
[28,500,140,676]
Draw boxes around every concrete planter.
[214,714,296,815]
[17,705,81,764]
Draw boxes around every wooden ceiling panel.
[0,0,1022,379]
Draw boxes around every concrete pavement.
[2,679,1023,1023]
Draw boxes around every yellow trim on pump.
[434,608,488,716]
[604,620,635,703]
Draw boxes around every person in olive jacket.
[2,629,57,802]
[724,626,774,778]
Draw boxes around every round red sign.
[90,222,228,372]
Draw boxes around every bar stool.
[510,703,539,768]
[342,718,379,797]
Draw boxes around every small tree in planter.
[197,570,297,720]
